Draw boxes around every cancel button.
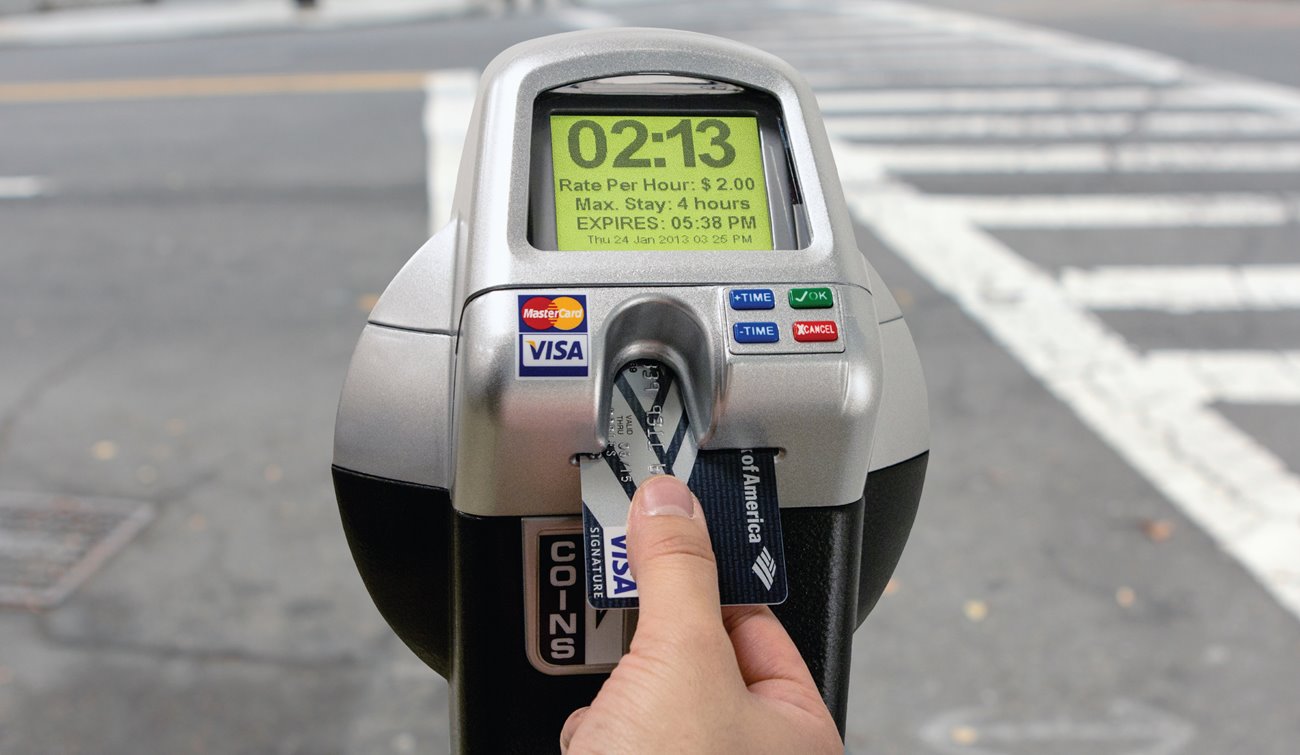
[792,321,839,342]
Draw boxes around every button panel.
[725,285,846,355]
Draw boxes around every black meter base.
[334,466,452,675]
[336,451,927,751]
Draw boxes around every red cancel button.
[792,320,839,342]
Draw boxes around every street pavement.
[916,0,1300,89]
[1,1,1299,753]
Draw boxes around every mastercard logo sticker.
[518,295,587,333]
[517,293,589,379]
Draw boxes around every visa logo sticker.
[602,526,637,597]
[518,294,589,378]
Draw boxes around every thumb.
[626,475,723,636]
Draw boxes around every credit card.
[581,359,787,609]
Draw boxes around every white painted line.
[804,68,1134,90]
[0,175,49,199]
[1143,111,1300,136]
[851,0,1186,84]
[733,20,924,38]
[788,1,1300,121]
[745,33,971,51]
[1145,351,1300,404]
[1061,266,1300,311]
[815,85,1276,114]
[843,0,1300,123]
[828,112,1300,140]
[549,6,623,29]
[937,194,1300,229]
[1218,79,1300,119]
[804,0,1300,626]
[783,48,1065,67]
[839,162,1300,622]
[1140,83,1300,113]
[835,141,1300,174]
[423,69,477,236]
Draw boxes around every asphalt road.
[919,0,1300,88]
[1,1,1298,753]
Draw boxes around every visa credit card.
[580,360,787,609]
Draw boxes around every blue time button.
[733,322,780,344]
[729,288,776,310]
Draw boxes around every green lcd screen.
[550,114,773,251]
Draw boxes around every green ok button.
[788,287,833,309]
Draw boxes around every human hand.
[560,475,843,754]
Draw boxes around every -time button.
[733,322,780,344]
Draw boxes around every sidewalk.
[0,0,480,47]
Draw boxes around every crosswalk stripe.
[931,194,1300,228]
[778,48,1066,66]
[828,112,1300,139]
[0,175,49,199]
[1061,266,1300,311]
[742,33,971,51]
[1144,351,1300,404]
[815,85,1277,114]
[730,18,921,37]
[848,0,1186,83]
[834,141,1300,174]
[423,69,477,235]
[805,68,1137,89]
[842,175,1300,622]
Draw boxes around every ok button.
[789,287,833,309]
[733,322,780,344]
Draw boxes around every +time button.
[729,288,776,310]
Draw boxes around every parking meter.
[332,28,928,752]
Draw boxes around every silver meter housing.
[332,28,928,753]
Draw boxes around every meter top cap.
[372,28,870,336]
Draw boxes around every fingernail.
[637,476,695,518]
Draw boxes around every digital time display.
[550,114,774,251]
